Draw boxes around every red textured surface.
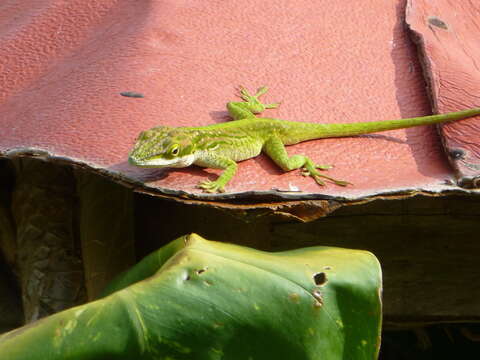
[406,0,480,188]
[0,0,468,199]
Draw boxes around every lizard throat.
[129,154,195,168]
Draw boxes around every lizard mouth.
[129,154,195,168]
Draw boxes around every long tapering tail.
[283,107,480,143]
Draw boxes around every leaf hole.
[196,267,208,275]
[313,272,327,286]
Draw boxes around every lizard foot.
[301,162,351,187]
[197,180,226,193]
[238,86,281,110]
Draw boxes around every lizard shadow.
[252,157,285,180]
[109,160,215,183]
[390,1,450,181]
[108,161,169,182]
[209,110,232,123]
[356,133,406,145]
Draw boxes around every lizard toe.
[197,180,225,193]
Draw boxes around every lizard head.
[128,126,197,168]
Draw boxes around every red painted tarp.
[1,0,479,200]
[406,0,480,188]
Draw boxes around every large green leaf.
[0,233,382,359]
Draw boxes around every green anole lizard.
[129,86,480,193]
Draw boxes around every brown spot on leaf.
[196,267,208,275]
[289,293,300,303]
[312,289,323,308]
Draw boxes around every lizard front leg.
[263,135,351,186]
[195,154,238,193]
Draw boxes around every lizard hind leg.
[226,86,281,120]
[263,135,351,187]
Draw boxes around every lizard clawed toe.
[197,180,225,193]
[301,166,350,187]
[236,86,280,109]
[238,86,253,101]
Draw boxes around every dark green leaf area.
[0,234,381,360]
[106,234,382,360]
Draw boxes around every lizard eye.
[170,145,180,156]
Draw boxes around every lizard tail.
[289,107,480,142]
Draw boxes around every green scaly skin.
[129,86,480,193]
